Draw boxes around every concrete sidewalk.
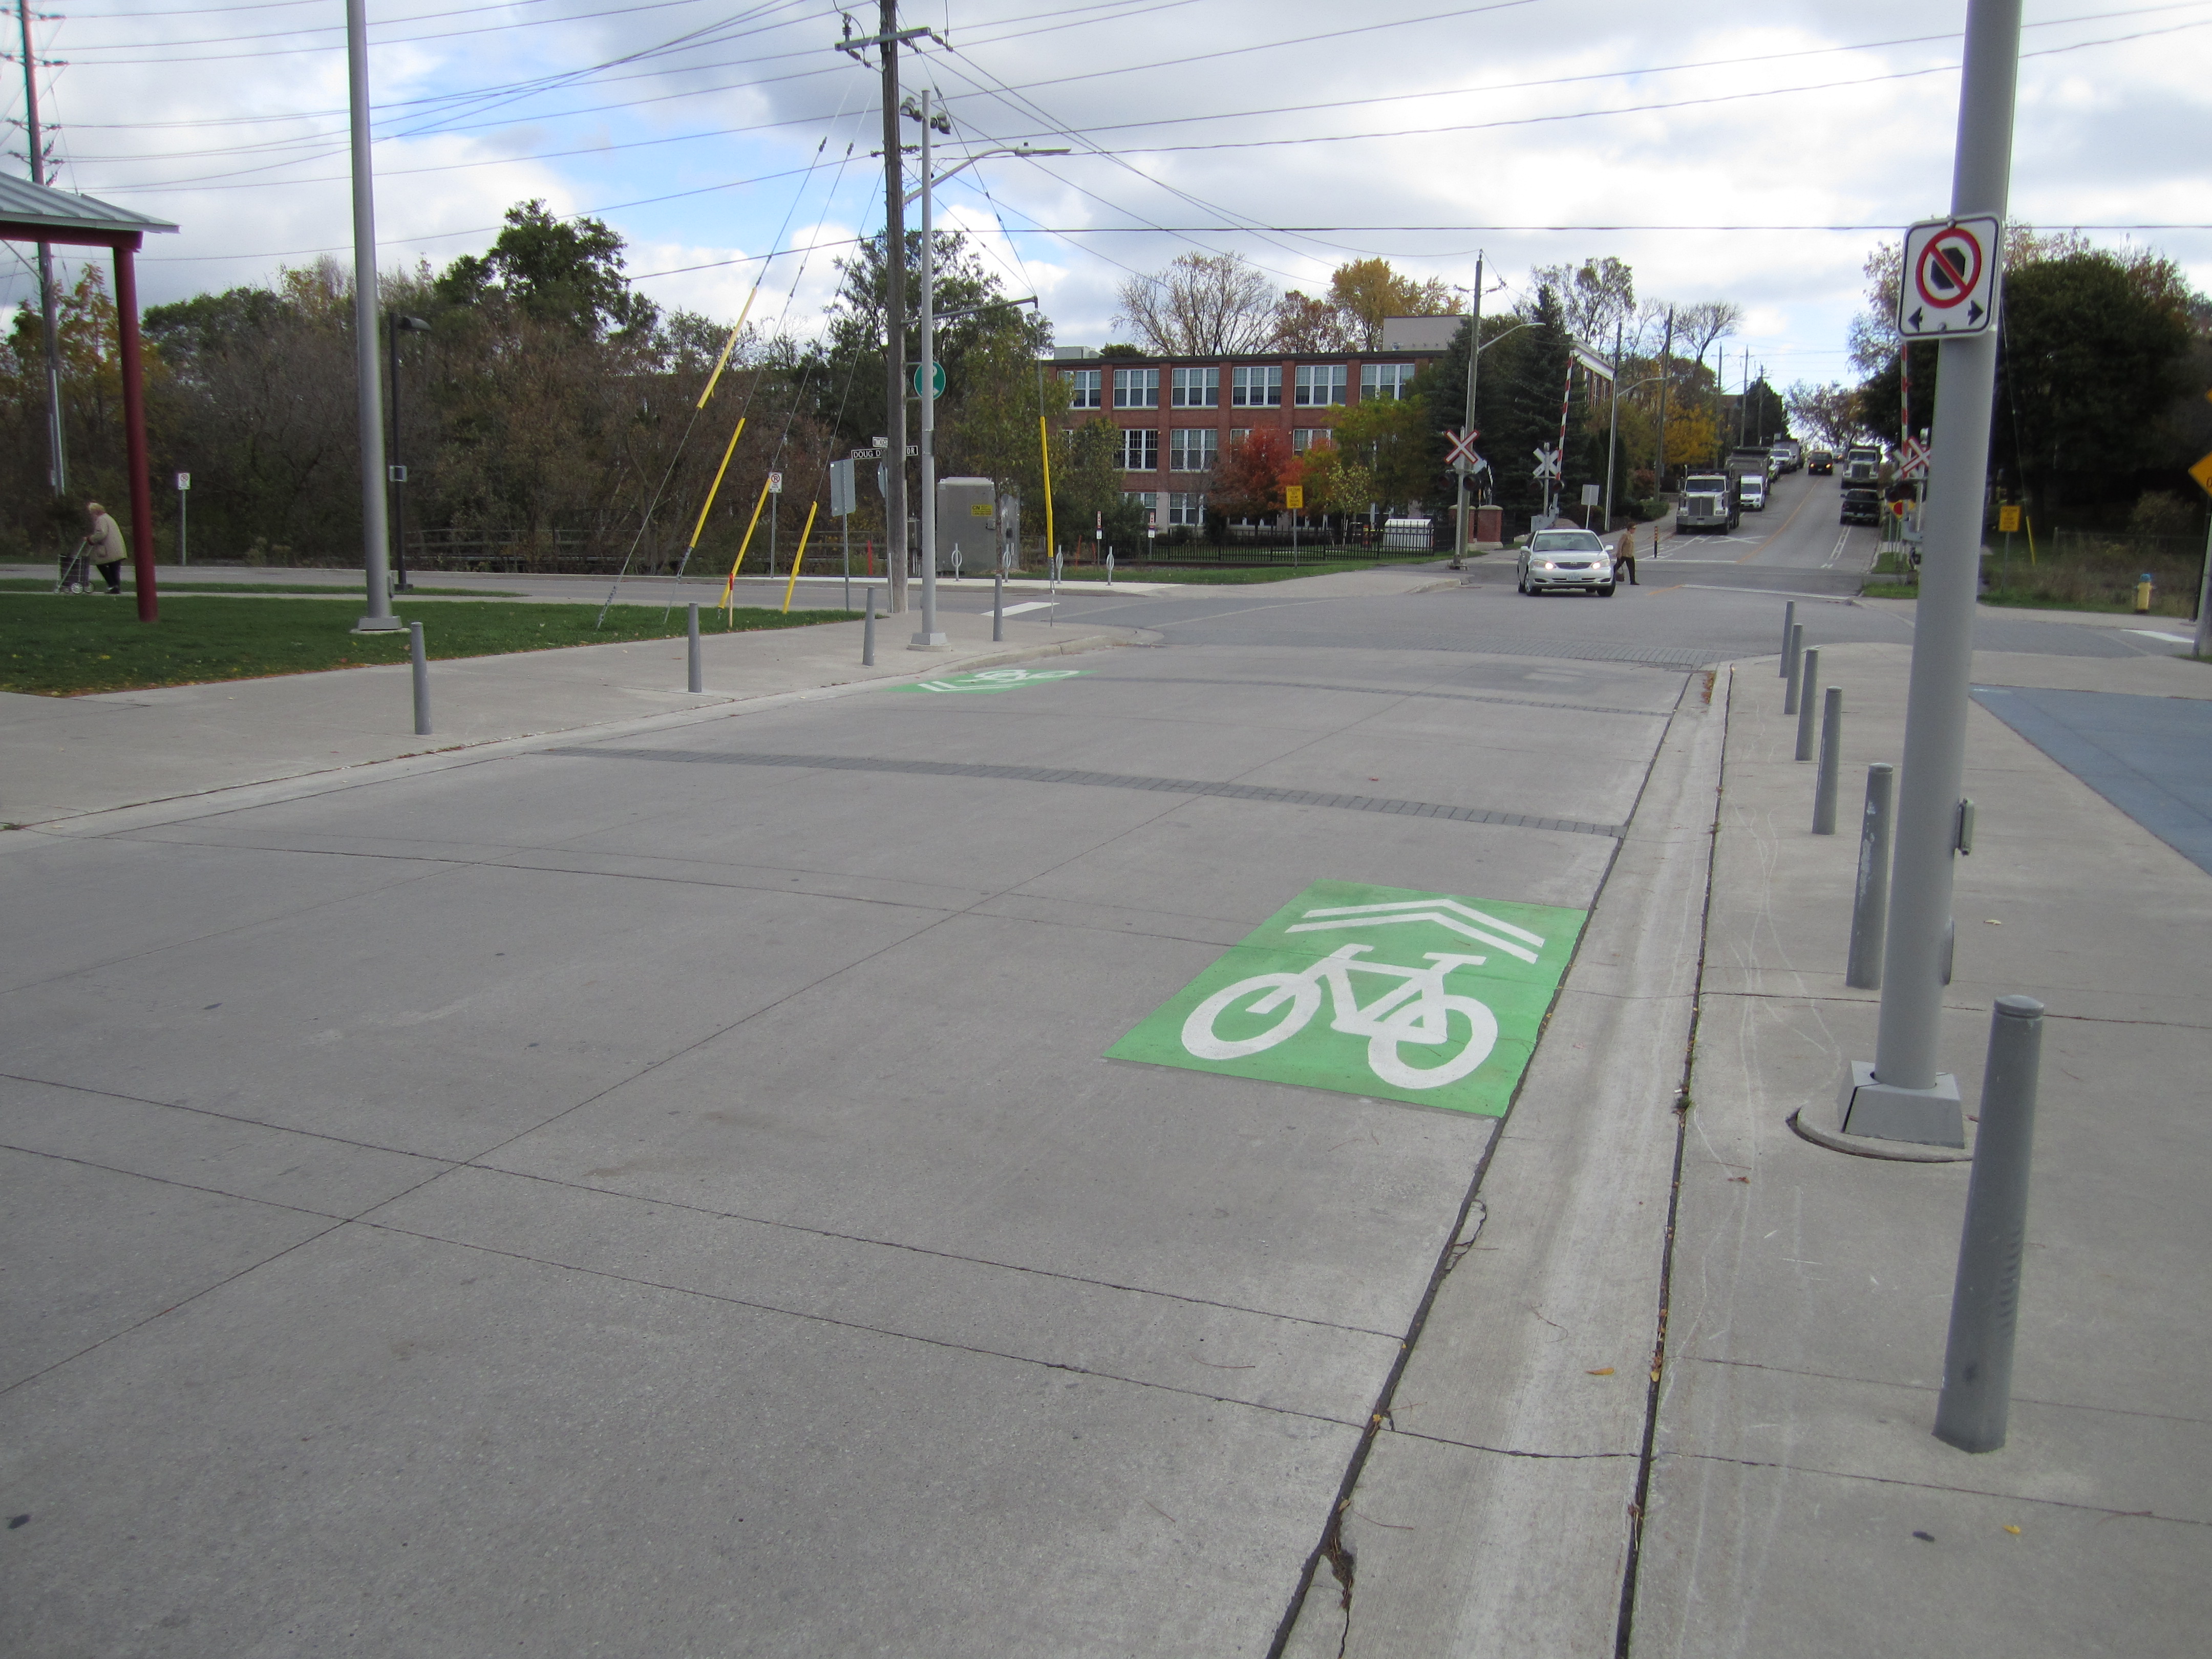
[1280,636,2211,1655]
[1,606,1139,827]
[1637,641,2212,1654]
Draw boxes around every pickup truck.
[1840,484,1882,526]
[1677,472,1741,533]
[1770,439,1803,474]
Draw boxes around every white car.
[1517,528,1615,596]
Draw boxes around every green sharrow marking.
[1107,879,1587,1116]
[890,667,1088,695]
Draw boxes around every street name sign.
[1899,216,2001,336]
[1108,880,1586,1116]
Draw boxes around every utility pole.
[1452,251,1484,564]
[1653,306,1674,500]
[345,0,400,631]
[876,0,908,616]
[1845,0,2024,1144]
[16,0,66,499]
[909,86,946,647]
[1602,315,1623,531]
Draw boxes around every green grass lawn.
[1860,578,2198,618]
[0,578,516,597]
[1,592,847,696]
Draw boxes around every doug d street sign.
[1899,216,2001,337]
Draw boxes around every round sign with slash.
[1898,215,2001,337]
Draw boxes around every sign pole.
[910,87,946,647]
[175,472,189,566]
[1846,0,2023,1145]
[1453,252,1484,565]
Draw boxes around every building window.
[1360,362,1417,401]
[1171,366,1219,408]
[1167,491,1207,527]
[1113,367,1160,409]
[1123,491,1158,526]
[1227,428,1249,446]
[1230,365,1282,408]
[1169,427,1218,473]
[1065,369,1102,410]
[1118,427,1159,472]
[1294,364,1349,406]
[1291,428,1331,452]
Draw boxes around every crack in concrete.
[1667,1451,2212,1527]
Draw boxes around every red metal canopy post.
[110,237,156,621]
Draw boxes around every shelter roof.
[0,175,178,239]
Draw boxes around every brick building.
[1049,320,1455,529]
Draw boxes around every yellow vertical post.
[1038,415,1056,572]
[2024,512,2036,567]
[782,502,820,613]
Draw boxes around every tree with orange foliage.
[1214,427,1294,518]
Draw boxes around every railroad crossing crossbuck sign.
[1532,445,1561,482]
[1899,437,1931,480]
[1445,428,1485,474]
[1899,216,2001,337]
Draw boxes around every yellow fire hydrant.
[2134,575,2155,613]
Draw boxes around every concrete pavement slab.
[1,1222,1351,1658]
[0,1073,444,1218]
[0,1148,334,1389]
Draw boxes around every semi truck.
[1677,470,1741,533]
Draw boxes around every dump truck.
[1676,470,1741,534]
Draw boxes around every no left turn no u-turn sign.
[1898,215,2001,338]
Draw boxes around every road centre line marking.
[1735,474,1818,563]
[545,748,1627,838]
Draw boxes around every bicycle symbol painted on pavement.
[893,668,1087,695]
[1109,882,1584,1117]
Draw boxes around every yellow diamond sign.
[2190,449,2212,500]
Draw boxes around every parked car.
[1517,527,1616,595]
[1806,450,1834,475]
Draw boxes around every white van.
[1737,473,1768,512]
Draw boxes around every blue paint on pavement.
[1972,686,2212,877]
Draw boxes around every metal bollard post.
[1779,600,1796,677]
[1812,686,1843,833]
[409,621,431,736]
[1794,648,1821,760]
[993,571,1005,642]
[862,588,876,667]
[686,603,703,693]
[1105,548,1115,587]
[1846,763,1894,988]
[1784,624,1805,713]
[1934,996,2046,1454]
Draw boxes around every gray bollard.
[1934,996,2046,1454]
[1794,648,1820,759]
[862,588,876,667]
[1846,763,1894,988]
[1783,624,1805,713]
[993,571,1005,642]
[1779,600,1796,677]
[409,621,431,736]
[687,603,703,693]
[1105,548,1115,586]
[1812,686,1843,833]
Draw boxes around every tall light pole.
[346,0,400,631]
[1451,252,1484,565]
[1845,0,2024,1144]
[1602,316,1623,530]
[387,313,429,592]
[16,0,66,498]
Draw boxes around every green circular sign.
[912,361,947,399]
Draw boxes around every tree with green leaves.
[434,200,656,339]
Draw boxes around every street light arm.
[1474,320,1535,357]
[902,146,1069,206]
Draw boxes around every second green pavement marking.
[891,668,1087,695]
[1108,879,1587,1116]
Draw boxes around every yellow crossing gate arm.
[781,501,821,613]
[690,416,747,552]
[695,283,762,411]
[1038,415,1055,569]
[720,475,776,615]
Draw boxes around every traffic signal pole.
[1845,0,2023,1143]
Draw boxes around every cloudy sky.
[7,0,2207,389]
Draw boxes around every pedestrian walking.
[80,501,129,595]
[1614,522,1639,587]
